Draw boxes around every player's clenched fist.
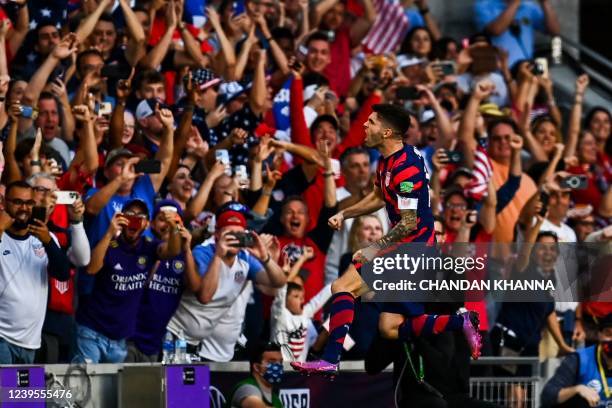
[328,212,344,230]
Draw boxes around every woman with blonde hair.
[332,214,385,359]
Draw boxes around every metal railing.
[470,357,541,408]
[555,34,612,96]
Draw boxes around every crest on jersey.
[137,256,148,269]
[385,171,391,187]
[234,270,246,284]
[55,280,69,294]
[172,260,184,274]
[110,240,119,248]
[33,243,45,258]
[400,182,414,193]
[282,243,304,266]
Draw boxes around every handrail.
[558,34,612,73]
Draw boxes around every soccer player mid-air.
[291,104,482,375]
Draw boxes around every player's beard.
[365,132,383,148]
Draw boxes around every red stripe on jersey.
[392,165,420,187]
[403,226,429,243]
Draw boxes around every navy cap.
[153,199,184,220]
[123,199,150,219]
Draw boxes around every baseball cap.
[189,68,221,91]
[419,109,436,124]
[397,54,426,69]
[216,201,249,229]
[218,81,248,105]
[123,198,150,219]
[135,98,169,120]
[105,148,133,168]
[153,199,184,220]
[216,211,247,230]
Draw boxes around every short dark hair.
[76,49,104,72]
[135,69,165,91]
[248,341,281,367]
[35,22,59,39]
[6,181,33,198]
[372,104,411,137]
[487,117,519,136]
[271,27,294,43]
[339,147,369,168]
[286,282,304,296]
[98,13,115,26]
[38,91,58,105]
[305,31,330,47]
[303,72,329,89]
[281,195,307,212]
[537,231,559,243]
[443,185,472,208]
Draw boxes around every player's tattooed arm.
[353,210,417,264]
[375,209,417,248]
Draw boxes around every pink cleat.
[290,360,339,376]
[461,311,483,360]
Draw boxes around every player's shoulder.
[393,145,423,167]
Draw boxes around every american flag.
[361,0,409,55]
[467,146,493,201]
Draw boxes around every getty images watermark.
[360,243,612,303]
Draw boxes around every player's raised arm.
[328,186,385,230]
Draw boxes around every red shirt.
[323,27,352,98]
[567,153,612,213]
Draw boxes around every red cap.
[216,211,247,230]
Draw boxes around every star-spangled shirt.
[375,144,435,243]
[208,104,261,168]
[76,235,161,340]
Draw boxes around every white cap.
[397,54,426,69]
[135,99,155,120]
[420,109,436,124]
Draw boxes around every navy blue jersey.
[376,145,435,244]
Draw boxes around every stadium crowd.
[0,0,610,406]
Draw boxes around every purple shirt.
[76,235,161,340]
[131,255,186,355]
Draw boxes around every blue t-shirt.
[404,8,425,31]
[272,78,292,135]
[194,244,262,282]
[76,235,161,340]
[131,255,185,355]
[474,0,545,68]
[84,175,156,247]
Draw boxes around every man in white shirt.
[324,147,388,284]
[168,203,286,361]
[540,189,576,243]
[539,187,578,344]
[0,181,70,364]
